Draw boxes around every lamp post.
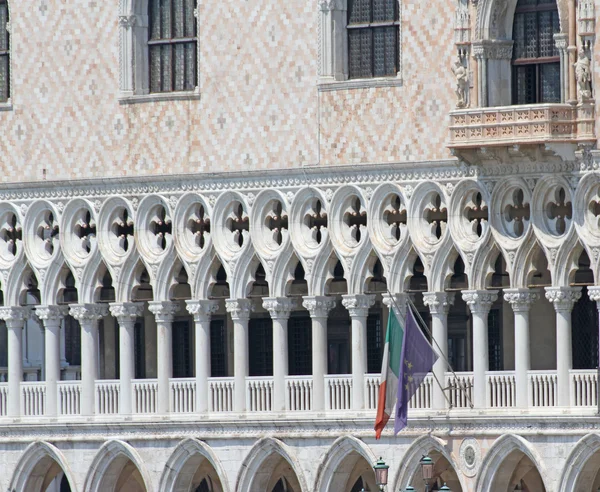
[419,454,434,492]
[440,485,451,491]
[374,457,389,491]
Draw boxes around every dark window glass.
[64,316,81,367]
[347,0,399,79]
[572,288,599,370]
[149,0,197,93]
[249,318,273,377]
[173,320,192,378]
[0,0,9,102]
[367,311,383,373]
[487,309,503,371]
[134,320,146,379]
[210,318,227,377]
[512,0,560,104]
[288,315,312,376]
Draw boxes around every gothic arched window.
[148,0,197,93]
[512,0,560,104]
[0,0,9,102]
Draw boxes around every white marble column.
[545,286,582,407]
[462,290,498,408]
[109,302,144,415]
[225,299,253,413]
[263,297,296,412]
[70,304,108,416]
[148,301,180,415]
[504,289,539,408]
[423,292,454,410]
[37,306,68,417]
[302,296,335,412]
[186,299,219,414]
[0,307,30,418]
[342,294,375,410]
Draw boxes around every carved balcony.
[448,103,595,161]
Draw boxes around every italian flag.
[374,306,404,439]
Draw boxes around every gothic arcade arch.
[558,433,600,492]
[475,434,549,492]
[235,437,308,492]
[159,438,229,492]
[8,441,78,492]
[83,439,151,492]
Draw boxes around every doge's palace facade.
[2,0,600,492]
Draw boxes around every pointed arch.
[235,437,308,492]
[428,245,461,292]
[314,435,377,492]
[558,433,600,492]
[475,434,549,492]
[9,441,78,492]
[84,440,152,492]
[393,435,465,492]
[159,438,230,492]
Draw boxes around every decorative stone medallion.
[459,438,481,477]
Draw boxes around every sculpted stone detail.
[263,297,297,320]
[0,306,31,328]
[186,299,219,322]
[504,289,539,313]
[109,302,144,322]
[36,305,68,323]
[302,296,336,318]
[69,304,109,322]
[148,301,180,323]
[545,287,582,312]
[225,298,254,320]
[341,294,375,318]
[452,56,469,109]
[575,47,593,102]
[459,438,482,477]
[423,292,455,315]
[462,290,498,315]
[588,287,600,306]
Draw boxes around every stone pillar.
[342,294,375,410]
[545,287,582,407]
[504,289,539,408]
[423,292,454,410]
[148,301,180,415]
[70,304,108,416]
[186,299,219,414]
[263,297,296,412]
[37,306,67,418]
[0,307,30,418]
[225,299,253,413]
[109,302,144,415]
[382,293,409,323]
[462,290,498,408]
[302,296,335,412]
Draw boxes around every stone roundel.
[448,179,491,250]
[173,192,213,264]
[23,200,61,268]
[250,189,290,257]
[459,437,481,477]
[135,194,174,263]
[490,177,532,249]
[328,185,369,255]
[60,198,98,266]
[531,175,574,246]
[288,187,330,258]
[407,181,449,254]
[211,191,251,259]
[367,183,408,254]
[573,172,600,247]
[0,203,24,269]
[97,196,136,263]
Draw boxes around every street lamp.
[374,457,389,491]
[439,485,451,492]
[419,454,434,492]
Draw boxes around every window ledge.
[317,77,403,92]
[0,100,13,112]
[119,89,201,105]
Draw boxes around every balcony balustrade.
[0,370,598,419]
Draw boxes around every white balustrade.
[133,379,158,414]
[408,374,433,410]
[96,380,120,415]
[170,378,196,413]
[247,377,273,412]
[286,376,313,411]
[0,383,7,416]
[445,372,473,409]
[571,370,598,407]
[365,374,380,410]
[209,377,234,412]
[487,371,516,408]
[528,371,558,407]
[325,375,352,411]
[58,381,81,415]
[21,382,46,416]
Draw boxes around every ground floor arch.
[559,433,600,492]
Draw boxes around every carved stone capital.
[302,296,336,319]
[148,301,180,323]
[341,294,375,318]
[472,40,513,60]
[225,298,254,321]
[118,14,137,29]
[588,286,600,307]
[263,297,297,320]
[504,289,540,313]
[319,0,345,12]
[423,292,455,315]
[69,303,109,323]
[545,287,582,313]
[186,299,220,322]
[109,302,144,323]
[36,305,68,327]
[0,306,31,329]
[462,290,498,315]
[381,293,410,316]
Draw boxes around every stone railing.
[286,376,313,412]
[365,374,380,410]
[209,377,234,412]
[487,371,516,408]
[96,380,120,415]
[133,379,158,414]
[529,370,558,407]
[246,377,273,412]
[325,375,352,411]
[21,381,46,417]
[448,103,595,150]
[58,381,81,415]
[571,369,597,407]
[446,372,473,409]
[0,383,7,416]
[170,378,196,413]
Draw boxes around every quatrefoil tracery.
[424,193,447,240]
[188,204,210,249]
[75,210,97,254]
[384,194,406,242]
[304,199,327,245]
[37,211,59,256]
[504,189,530,238]
[266,201,288,246]
[466,192,488,238]
[545,187,572,236]
[343,197,367,244]
[150,206,172,251]
[1,213,22,257]
[112,208,134,253]
[226,202,249,248]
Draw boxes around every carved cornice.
[302,296,336,319]
[545,287,582,313]
[225,298,254,321]
[462,290,498,315]
[148,301,180,323]
[341,294,376,318]
[503,289,540,313]
[109,302,144,322]
[263,297,297,320]
[186,299,220,322]
[423,292,455,315]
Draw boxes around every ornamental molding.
[423,292,455,315]
[0,306,31,326]
[263,297,297,320]
[472,40,513,60]
[459,437,482,477]
[109,302,144,321]
[69,303,109,322]
[36,305,68,323]
[186,299,220,322]
[225,298,254,320]
[148,301,180,323]
[302,296,336,318]
[462,290,498,314]
[503,289,540,313]
[341,294,375,318]
[545,286,582,312]
[588,286,600,305]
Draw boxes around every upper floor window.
[148,0,198,93]
[347,0,399,79]
[512,0,560,104]
[0,0,9,102]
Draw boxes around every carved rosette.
[225,298,254,321]
[148,301,180,324]
[423,292,455,315]
[109,302,144,323]
[462,290,498,315]
[263,297,297,320]
[0,306,31,329]
[302,296,336,319]
[545,287,582,313]
[503,289,540,313]
[341,294,375,318]
[186,299,220,322]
